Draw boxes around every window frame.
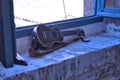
[15,0,101,38]
[16,16,103,38]
[96,0,120,18]
[0,0,105,68]
[0,0,16,68]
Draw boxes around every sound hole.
[52,31,58,38]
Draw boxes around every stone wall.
[104,18,120,26]
[84,0,94,16]
[5,43,120,80]
[105,0,120,8]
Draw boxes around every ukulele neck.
[61,29,85,37]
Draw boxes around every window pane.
[13,0,94,27]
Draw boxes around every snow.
[13,0,84,27]
[106,23,120,38]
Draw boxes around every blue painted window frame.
[16,0,104,38]
[16,16,103,38]
[0,0,16,68]
[97,0,120,18]
[0,0,105,68]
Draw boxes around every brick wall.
[3,34,120,80]
[5,45,120,80]
[105,0,120,8]
[84,0,94,16]
[104,18,120,26]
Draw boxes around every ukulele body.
[32,25,63,49]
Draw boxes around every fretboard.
[61,30,78,36]
[61,29,85,37]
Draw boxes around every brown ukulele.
[29,24,89,57]
[32,24,88,49]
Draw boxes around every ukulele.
[31,24,88,50]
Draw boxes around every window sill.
[0,33,120,80]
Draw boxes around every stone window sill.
[0,33,120,80]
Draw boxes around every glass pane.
[105,0,120,9]
[13,0,94,27]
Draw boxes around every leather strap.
[29,37,89,57]
[29,43,64,57]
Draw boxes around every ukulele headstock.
[76,28,90,42]
[76,28,85,38]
